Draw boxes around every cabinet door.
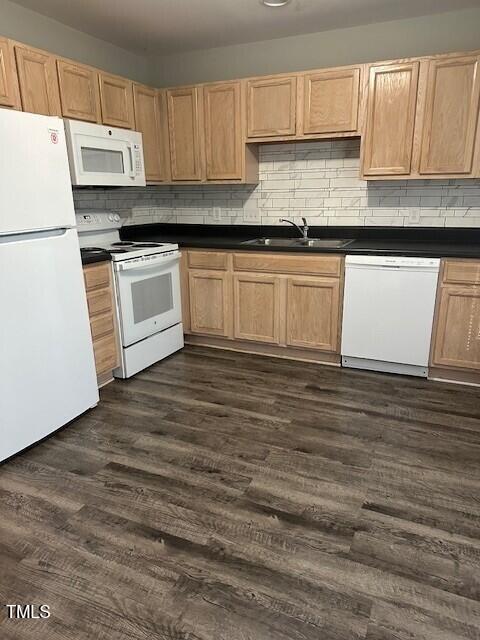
[57,60,100,122]
[83,262,120,379]
[302,67,361,135]
[14,44,61,116]
[0,38,19,108]
[189,270,231,336]
[420,55,480,175]
[431,284,480,370]
[286,276,341,352]
[247,76,296,138]
[167,86,203,181]
[133,84,168,182]
[361,62,419,176]
[233,273,281,344]
[99,72,135,129]
[204,81,242,180]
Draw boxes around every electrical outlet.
[408,209,420,224]
[213,207,222,222]
[244,209,260,223]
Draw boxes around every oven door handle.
[117,254,180,272]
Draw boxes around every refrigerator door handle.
[0,228,69,244]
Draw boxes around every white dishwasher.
[341,255,440,377]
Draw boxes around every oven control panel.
[76,211,122,231]
[116,250,180,271]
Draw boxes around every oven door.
[115,252,182,347]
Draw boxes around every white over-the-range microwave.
[64,119,146,187]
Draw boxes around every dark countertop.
[80,248,112,265]
[121,224,480,259]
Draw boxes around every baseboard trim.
[185,334,340,365]
[428,366,480,387]
[97,370,115,388]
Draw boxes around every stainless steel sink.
[241,237,354,249]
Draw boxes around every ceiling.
[11,0,480,55]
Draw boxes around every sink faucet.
[280,217,309,241]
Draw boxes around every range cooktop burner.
[134,242,164,248]
[109,248,129,254]
[111,241,135,247]
[81,247,106,253]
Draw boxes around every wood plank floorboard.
[1,344,480,639]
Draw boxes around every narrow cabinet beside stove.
[83,261,120,386]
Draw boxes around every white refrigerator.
[0,109,99,462]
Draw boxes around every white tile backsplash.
[73,139,480,227]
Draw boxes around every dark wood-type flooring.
[1,345,480,639]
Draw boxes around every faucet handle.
[301,217,308,227]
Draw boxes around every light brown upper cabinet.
[57,60,101,123]
[0,38,19,108]
[14,44,60,116]
[203,81,242,180]
[233,273,281,344]
[167,86,204,181]
[133,84,169,182]
[98,72,135,129]
[300,67,361,136]
[247,75,297,138]
[419,54,480,176]
[361,61,420,177]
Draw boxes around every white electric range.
[77,211,184,378]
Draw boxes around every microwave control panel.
[133,143,143,175]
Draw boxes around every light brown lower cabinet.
[234,273,281,344]
[286,276,341,351]
[83,261,120,386]
[182,249,343,363]
[188,269,232,337]
[430,259,480,378]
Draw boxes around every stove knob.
[108,214,115,222]
[114,214,120,222]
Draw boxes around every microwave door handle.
[127,144,135,178]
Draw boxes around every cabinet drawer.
[93,333,118,375]
[84,262,111,291]
[442,260,480,286]
[188,250,228,270]
[90,311,115,341]
[87,287,113,316]
[233,252,342,277]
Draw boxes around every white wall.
[2,3,479,91]
[73,140,480,228]
[0,0,150,82]
[150,8,480,87]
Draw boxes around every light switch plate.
[408,209,420,224]
[244,209,260,223]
